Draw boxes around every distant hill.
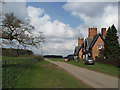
[43,55,63,58]
[2,48,34,57]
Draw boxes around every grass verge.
[15,60,91,88]
[47,58,64,61]
[2,56,38,88]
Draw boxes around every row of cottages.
[74,27,107,61]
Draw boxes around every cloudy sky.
[2,1,118,56]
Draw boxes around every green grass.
[2,56,38,88]
[48,58,64,61]
[48,58,119,77]
[15,61,91,88]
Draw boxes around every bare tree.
[2,13,45,50]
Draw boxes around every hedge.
[2,48,34,57]
[95,57,120,67]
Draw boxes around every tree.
[2,13,45,51]
[104,24,119,59]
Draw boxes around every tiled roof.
[86,38,93,51]
[74,45,83,55]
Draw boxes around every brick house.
[74,27,106,61]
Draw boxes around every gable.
[92,36,104,50]
[89,34,105,49]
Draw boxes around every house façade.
[74,27,106,61]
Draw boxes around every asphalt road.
[45,59,119,88]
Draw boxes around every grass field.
[47,58,63,61]
[48,58,119,77]
[2,56,37,88]
[15,60,91,88]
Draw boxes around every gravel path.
[45,59,119,88]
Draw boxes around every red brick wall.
[101,28,106,39]
[92,36,104,60]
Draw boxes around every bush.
[96,57,120,67]
[33,55,44,62]
[2,48,34,57]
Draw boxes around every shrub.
[33,55,44,62]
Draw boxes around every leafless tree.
[2,13,45,50]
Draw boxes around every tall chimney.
[78,37,84,46]
[88,27,97,38]
[101,28,106,38]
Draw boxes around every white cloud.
[27,6,44,17]
[63,2,108,17]
[63,2,118,38]
[3,2,79,56]
[27,6,78,39]
[34,39,77,56]
[3,2,29,22]
[27,6,51,28]
[27,6,80,56]
[38,20,78,38]
[3,2,119,56]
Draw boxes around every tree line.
[2,48,34,57]
[43,55,63,58]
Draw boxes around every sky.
[2,1,119,56]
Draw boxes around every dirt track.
[45,59,119,88]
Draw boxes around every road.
[45,59,119,88]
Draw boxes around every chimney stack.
[78,37,84,46]
[88,27,97,38]
[101,28,106,38]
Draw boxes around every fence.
[2,59,38,88]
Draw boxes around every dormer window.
[98,43,102,50]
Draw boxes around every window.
[98,43,102,50]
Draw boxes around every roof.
[76,33,105,53]
[86,38,93,51]
[74,45,83,55]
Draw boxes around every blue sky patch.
[26,2,83,28]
